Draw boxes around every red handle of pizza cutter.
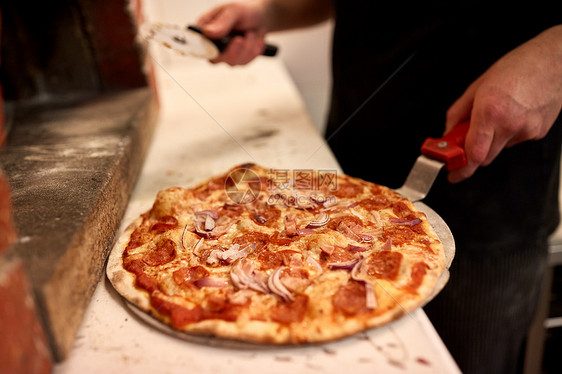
[421,120,470,171]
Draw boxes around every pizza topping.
[390,217,422,226]
[284,214,298,236]
[172,265,210,287]
[348,244,369,252]
[219,203,244,218]
[320,243,335,255]
[337,221,362,242]
[306,256,323,274]
[321,246,355,265]
[150,215,178,233]
[193,276,229,288]
[328,257,361,271]
[143,238,176,266]
[232,231,270,251]
[366,251,403,280]
[381,237,392,251]
[230,259,269,293]
[332,280,369,315]
[359,197,391,211]
[392,201,418,220]
[306,212,330,228]
[350,259,368,281]
[271,294,309,324]
[332,181,363,198]
[194,210,218,232]
[207,243,256,265]
[296,228,316,236]
[270,231,294,246]
[253,214,268,224]
[407,261,428,292]
[250,203,281,226]
[268,267,294,302]
[365,282,378,309]
[280,268,310,293]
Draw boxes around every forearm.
[261,0,333,32]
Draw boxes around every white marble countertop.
[54,54,460,374]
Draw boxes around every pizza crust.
[106,163,453,345]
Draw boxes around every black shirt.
[326,0,562,252]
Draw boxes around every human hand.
[445,25,562,183]
[197,1,268,65]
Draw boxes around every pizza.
[106,163,448,344]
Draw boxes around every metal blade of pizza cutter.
[394,120,470,298]
[395,120,470,203]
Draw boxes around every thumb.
[197,5,239,39]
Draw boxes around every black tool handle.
[188,25,278,57]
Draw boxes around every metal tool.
[395,121,469,202]
[141,23,278,60]
[395,121,470,300]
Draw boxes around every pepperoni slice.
[332,280,368,315]
[359,197,391,211]
[392,202,417,220]
[332,181,364,198]
[406,261,428,292]
[271,294,309,324]
[366,251,403,280]
[151,296,204,328]
[319,246,355,265]
[232,231,270,251]
[143,238,176,266]
[382,226,415,246]
[172,265,210,287]
[125,228,147,252]
[219,203,244,218]
[327,215,363,231]
[270,231,294,246]
[258,250,300,270]
[123,259,159,293]
[150,215,178,234]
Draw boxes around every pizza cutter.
[395,121,470,300]
[141,23,278,60]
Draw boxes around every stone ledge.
[0,87,158,360]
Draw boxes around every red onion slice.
[348,244,369,252]
[195,210,219,219]
[359,234,373,243]
[297,228,316,236]
[230,259,269,293]
[390,217,422,226]
[267,268,293,302]
[365,282,377,309]
[306,212,330,228]
[193,277,229,288]
[254,214,268,224]
[382,237,392,251]
[351,259,367,281]
[204,215,216,231]
[328,258,360,271]
[320,244,335,255]
[306,256,323,274]
[224,243,255,263]
[181,225,189,250]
